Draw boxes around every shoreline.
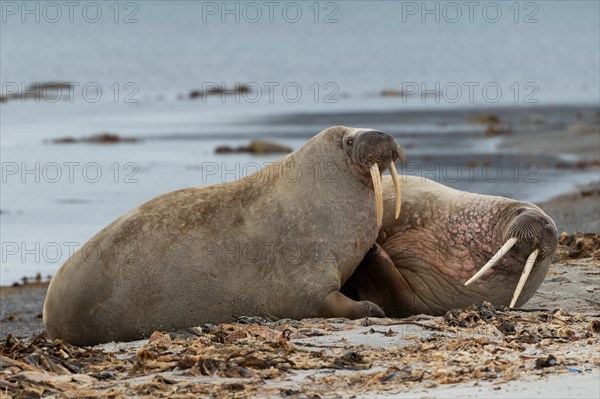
[539,182,600,233]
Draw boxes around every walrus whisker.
[509,248,539,308]
[464,237,518,286]
[389,162,401,219]
[370,163,383,228]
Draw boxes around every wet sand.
[540,182,600,233]
[499,119,600,162]
[0,283,46,340]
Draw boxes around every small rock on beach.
[215,140,292,154]
[50,133,140,144]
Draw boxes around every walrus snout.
[349,129,404,226]
[465,203,557,308]
[353,130,404,171]
[506,207,558,259]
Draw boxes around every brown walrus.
[43,126,404,346]
[342,175,558,316]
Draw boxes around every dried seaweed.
[1,304,598,398]
[557,232,600,259]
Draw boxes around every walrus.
[43,126,404,346]
[342,175,558,316]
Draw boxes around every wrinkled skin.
[44,126,403,346]
[342,176,558,316]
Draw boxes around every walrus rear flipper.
[319,291,385,319]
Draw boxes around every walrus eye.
[516,208,524,215]
[346,138,354,146]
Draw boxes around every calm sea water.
[1,1,599,283]
[2,1,599,138]
[2,1,599,113]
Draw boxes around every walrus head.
[464,204,558,307]
[345,177,560,316]
[341,128,405,226]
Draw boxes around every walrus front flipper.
[343,243,415,318]
[319,291,385,319]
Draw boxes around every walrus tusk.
[370,164,383,228]
[389,162,402,219]
[509,249,539,308]
[464,237,518,286]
